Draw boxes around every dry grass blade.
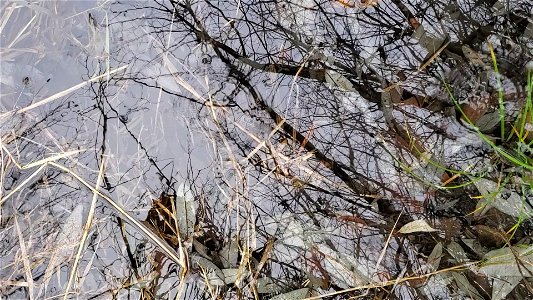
[375,210,403,272]
[22,150,83,170]
[47,162,186,269]
[303,264,470,299]
[16,65,128,114]
[172,195,189,300]
[418,39,450,71]
[253,238,275,279]
[62,156,107,300]
[0,164,46,207]
[0,2,16,34]
[14,217,34,300]
[199,266,219,299]
[233,117,285,163]
[0,146,83,206]
[7,14,36,48]
[160,50,206,103]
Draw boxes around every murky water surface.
[1,1,533,299]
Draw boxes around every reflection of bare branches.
[3,0,533,299]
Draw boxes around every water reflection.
[1,0,533,299]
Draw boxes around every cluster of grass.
[449,49,533,210]
[378,46,533,262]
[400,44,533,203]
[383,44,533,234]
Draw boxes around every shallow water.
[1,1,533,299]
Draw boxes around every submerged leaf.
[221,268,248,287]
[475,225,508,248]
[44,204,85,283]
[269,288,309,300]
[475,111,501,132]
[190,254,225,286]
[56,204,85,252]
[447,242,469,264]
[256,277,282,294]
[451,272,484,300]
[478,245,533,300]
[204,270,225,286]
[491,276,521,300]
[473,179,533,218]
[426,242,443,273]
[413,24,446,56]
[219,238,239,268]
[175,183,197,237]
[316,244,370,289]
[479,244,533,277]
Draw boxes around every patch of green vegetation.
[442,46,533,222]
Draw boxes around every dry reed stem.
[16,65,128,114]
[374,209,403,273]
[303,264,472,299]
[0,144,82,206]
[14,217,34,300]
[47,161,186,269]
[62,155,107,300]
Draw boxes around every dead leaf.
[269,288,310,300]
[336,213,368,226]
[473,178,533,218]
[479,244,533,277]
[219,238,239,268]
[325,70,355,91]
[256,277,282,294]
[175,183,197,238]
[451,272,484,300]
[475,225,508,248]
[491,276,521,300]
[398,220,438,234]
[426,242,443,273]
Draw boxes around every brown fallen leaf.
[475,225,508,248]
